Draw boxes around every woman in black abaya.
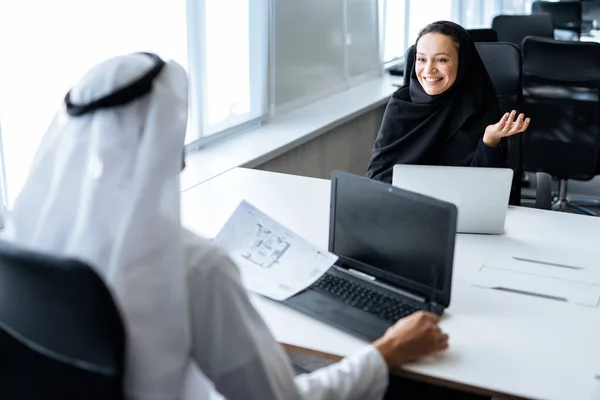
[367,21,530,184]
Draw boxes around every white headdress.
[4,52,190,400]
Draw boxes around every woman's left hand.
[483,110,530,148]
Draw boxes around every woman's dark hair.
[416,21,463,49]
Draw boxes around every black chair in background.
[522,36,600,215]
[475,43,522,117]
[467,28,498,43]
[403,44,416,78]
[532,0,582,39]
[0,244,125,399]
[475,42,524,206]
[492,14,554,49]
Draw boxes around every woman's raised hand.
[483,110,530,147]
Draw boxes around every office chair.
[0,243,125,399]
[474,43,522,117]
[475,42,524,206]
[467,28,498,43]
[492,14,554,49]
[532,0,582,39]
[402,45,415,78]
[522,36,600,215]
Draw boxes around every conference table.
[180,167,600,400]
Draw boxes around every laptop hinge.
[334,266,426,303]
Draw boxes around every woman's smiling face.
[415,32,459,95]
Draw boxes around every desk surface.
[181,168,600,400]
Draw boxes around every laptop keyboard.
[312,274,421,323]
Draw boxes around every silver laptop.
[392,165,513,234]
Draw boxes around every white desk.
[181,168,600,400]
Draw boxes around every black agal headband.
[64,52,165,117]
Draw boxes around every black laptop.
[283,171,457,341]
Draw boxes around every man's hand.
[374,311,449,370]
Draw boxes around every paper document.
[214,200,338,301]
[472,255,600,307]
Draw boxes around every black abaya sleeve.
[471,138,506,168]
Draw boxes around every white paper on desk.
[214,200,338,301]
[472,255,600,307]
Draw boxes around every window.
[0,1,188,207]
[0,0,267,205]
[459,0,530,29]
[460,0,485,28]
[407,0,455,45]
[201,0,267,136]
[382,0,408,63]
[273,0,347,110]
[272,0,381,113]
[347,0,380,78]
[501,0,532,15]
[482,0,503,27]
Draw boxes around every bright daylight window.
[407,0,454,45]
[383,0,407,63]
[0,1,187,207]
[460,0,484,28]
[201,0,266,137]
[501,0,532,15]
[205,0,249,135]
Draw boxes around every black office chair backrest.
[532,0,582,35]
[475,41,523,205]
[467,28,498,43]
[403,44,416,79]
[522,36,600,180]
[491,14,554,49]
[0,243,125,399]
[475,42,522,113]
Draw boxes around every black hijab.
[367,21,501,183]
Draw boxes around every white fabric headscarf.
[4,53,190,400]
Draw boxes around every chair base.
[551,179,600,216]
[552,198,598,216]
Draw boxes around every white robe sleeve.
[184,233,389,400]
[294,345,389,400]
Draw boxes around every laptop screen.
[329,171,456,306]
